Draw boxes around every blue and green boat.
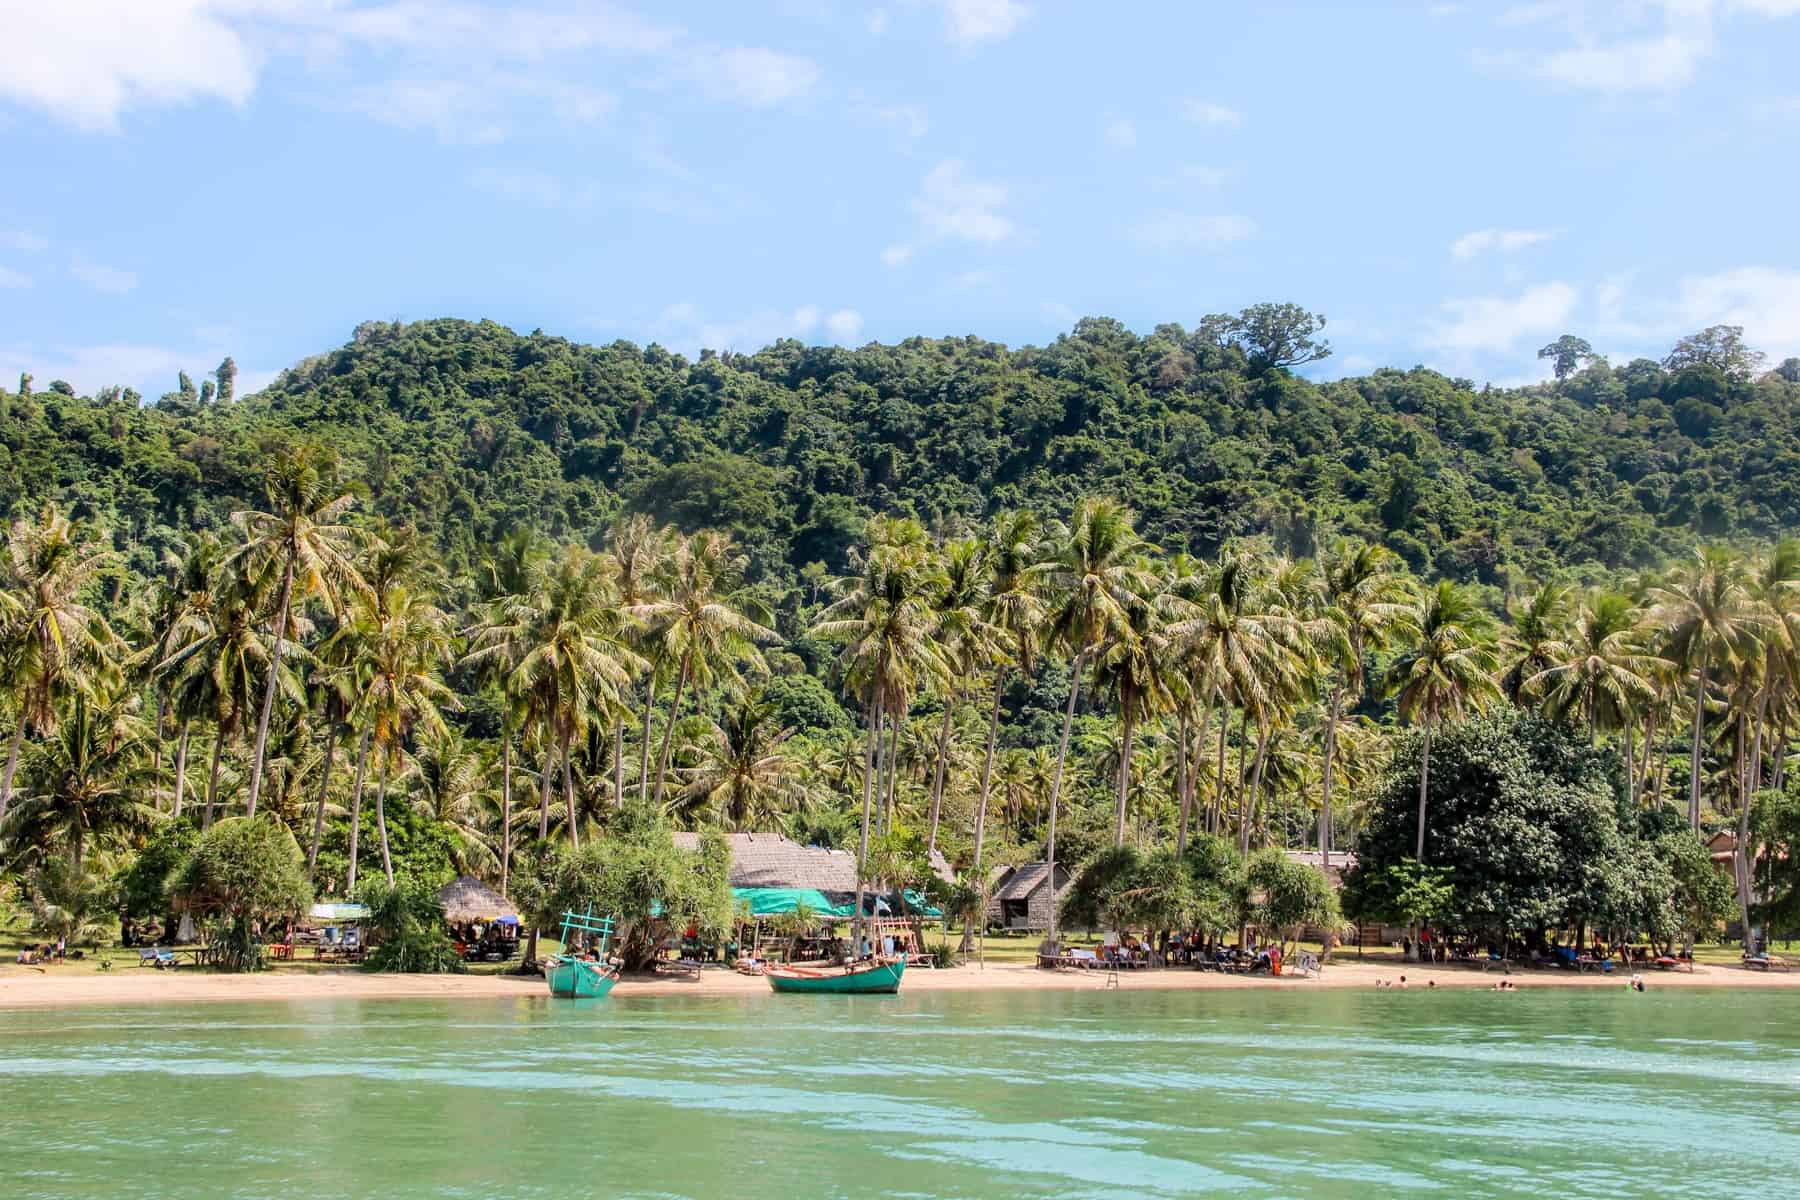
[544,908,621,1000]
[765,955,906,995]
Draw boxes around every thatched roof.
[993,862,1072,901]
[434,875,518,923]
[671,832,955,891]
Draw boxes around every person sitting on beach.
[1396,975,1408,988]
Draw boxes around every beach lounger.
[138,946,162,967]
[1743,954,1791,972]
[154,949,178,969]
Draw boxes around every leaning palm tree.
[0,505,116,826]
[1386,580,1500,859]
[629,531,776,809]
[1648,547,1761,830]
[355,585,458,884]
[1312,540,1414,871]
[227,445,366,819]
[924,535,998,854]
[1035,497,1153,949]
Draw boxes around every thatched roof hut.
[671,832,955,891]
[434,875,518,923]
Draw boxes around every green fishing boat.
[765,955,906,995]
[544,908,621,1000]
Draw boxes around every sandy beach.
[4,956,1798,1009]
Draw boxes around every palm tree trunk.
[1688,663,1709,831]
[1211,700,1230,835]
[1638,709,1658,806]
[1045,647,1087,951]
[307,722,338,881]
[0,718,27,827]
[1415,720,1434,860]
[638,676,657,804]
[538,739,554,839]
[1777,716,1790,792]
[1240,719,1269,856]
[375,752,395,885]
[500,733,513,897]
[346,729,369,893]
[245,555,295,820]
[1320,688,1342,871]
[881,711,899,835]
[612,719,625,807]
[204,725,225,829]
[853,691,884,957]
[1174,705,1192,854]
[562,727,579,849]
[1114,702,1135,847]
[153,693,167,811]
[926,696,955,855]
[170,720,190,819]
[1750,680,1771,797]
[651,654,691,806]
[972,671,1004,870]
[1623,721,1635,809]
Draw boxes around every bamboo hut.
[434,875,521,962]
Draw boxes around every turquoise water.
[3,987,1799,1197]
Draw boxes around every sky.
[1,0,1798,398]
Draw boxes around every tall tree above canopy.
[1537,335,1596,381]
[1220,303,1331,372]
[228,445,366,821]
[1663,324,1765,379]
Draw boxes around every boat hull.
[545,956,620,999]
[766,957,906,995]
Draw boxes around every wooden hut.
[986,862,1073,932]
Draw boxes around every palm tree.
[924,535,998,854]
[1387,580,1500,859]
[1525,591,1662,744]
[970,511,1046,871]
[1649,548,1760,829]
[511,546,642,847]
[1312,540,1414,870]
[1092,591,1171,847]
[811,518,947,952]
[2,690,157,872]
[228,445,365,819]
[670,693,811,833]
[355,584,458,884]
[605,514,669,807]
[412,727,499,878]
[629,531,776,809]
[1500,582,1573,704]
[0,505,117,826]
[141,534,222,819]
[1035,497,1153,948]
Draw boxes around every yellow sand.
[4,956,1796,1009]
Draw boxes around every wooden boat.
[545,908,622,999]
[766,955,906,995]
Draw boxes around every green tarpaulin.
[732,887,854,917]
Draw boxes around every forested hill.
[6,313,1800,599]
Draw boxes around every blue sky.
[2,1,1798,397]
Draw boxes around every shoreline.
[4,957,1799,1009]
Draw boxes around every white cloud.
[1431,282,1578,352]
[1181,99,1244,128]
[1150,164,1238,193]
[1041,300,1077,326]
[661,303,864,353]
[1678,266,1800,357]
[0,340,268,398]
[1428,3,1464,16]
[0,0,259,131]
[70,257,137,295]
[698,47,820,107]
[0,266,30,289]
[1104,119,1137,149]
[867,9,890,34]
[1451,228,1558,260]
[0,231,48,253]
[1126,211,1256,251]
[825,309,865,341]
[342,73,615,144]
[467,166,584,208]
[1472,0,1800,95]
[881,244,916,268]
[936,0,1030,48]
[875,104,929,139]
[911,160,1016,244]
[949,269,995,291]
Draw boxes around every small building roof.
[671,831,955,891]
[993,862,1071,901]
[434,874,518,923]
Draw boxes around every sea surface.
[3,985,1798,1198]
